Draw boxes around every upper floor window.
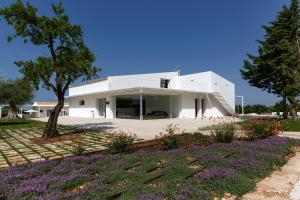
[160,79,170,88]
[79,100,85,106]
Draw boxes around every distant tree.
[0,1,99,138]
[271,100,290,114]
[243,104,270,114]
[0,78,34,118]
[235,105,242,114]
[241,0,300,120]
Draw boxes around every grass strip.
[0,133,31,163]
[4,130,49,160]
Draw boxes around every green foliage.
[241,119,281,140]
[107,131,136,153]
[210,123,237,143]
[0,0,99,92]
[0,78,34,105]
[280,118,300,131]
[0,78,35,117]
[71,143,85,156]
[0,119,44,130]
[236,104,271,114]
[156,124,180,150]
[0,0,99,135]
[240,0,300,119]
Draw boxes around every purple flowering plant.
[0,136,299,199]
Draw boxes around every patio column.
[140,93,143,120]
[170,95,173,118]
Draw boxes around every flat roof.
[33,102,69,107]
[69,77,108,88]
[68,87,211,98]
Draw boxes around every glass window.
[160,79,170,88]
[79,100,85,106]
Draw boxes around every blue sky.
[0,0,291,105]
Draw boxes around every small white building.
[68,71,235,119]
[32,102,69,118]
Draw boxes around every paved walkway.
[243,132,300,200]
[243,151,300,200]
[281,132,300,140]
[32,116,239,140]
[0,126,109,170]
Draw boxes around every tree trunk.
[288,96,297,120]
[282,96,288,119]
[42,97,64,139]
[7,104,19,119]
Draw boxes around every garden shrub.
[0,136,299,200]
[210,123,236,143]
[156,124,181,150]
[107,130,137,153]
[71,143,85,156]
[241,119,281,140]
[197,167,255,197]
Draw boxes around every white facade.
[68,71,235,119]
[32,102,69,118]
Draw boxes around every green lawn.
[0,118,44,130]
[280,119,300,132]
[237,118,300,132]
[0,119,298,199]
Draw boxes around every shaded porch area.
[115,94,179,120]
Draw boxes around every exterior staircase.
[213,92,235,116]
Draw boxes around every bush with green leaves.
[71,143,85,156]
[156,124,181,150]
[241,119,281,140]
[210,123,237,143]
[107,131,137,153]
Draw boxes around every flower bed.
[0,136,299,199]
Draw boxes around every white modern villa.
[68,70,235,120]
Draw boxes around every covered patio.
[115,94,179,120]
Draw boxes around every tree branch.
[62,79,72,94]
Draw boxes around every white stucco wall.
[178,93,228,119]
[108,72,178,90]
[210,72,235,111]
[68,71,235,118]
[174,72,213,93]
[69,80,109,97]
[69,94,115,118]
[203,94,228,117]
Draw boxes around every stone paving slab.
[0,126,111,170]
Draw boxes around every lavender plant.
[0,136,298,199]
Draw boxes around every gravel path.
[243,147,300,200]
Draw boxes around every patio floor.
[33,116,239,140]
[0,126,110,170]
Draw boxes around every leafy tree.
[244,104,270,114]
[235,105,242,114]
[241,0,300,120]
[0,78,34,118]
[271,100,290,114]
[0,1,99,138]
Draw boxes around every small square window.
[160,79,170,88]
[79,100,85,106]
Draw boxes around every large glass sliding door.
[115,94,179,119]
[116,95,144,119]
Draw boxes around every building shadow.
[66,122,116,133]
